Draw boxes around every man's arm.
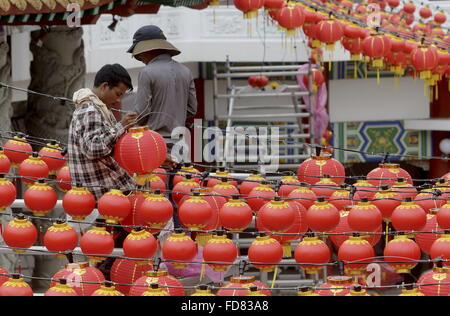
[134,70,153,127]
[187,76,197,118]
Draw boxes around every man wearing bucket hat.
[128,25,197,151]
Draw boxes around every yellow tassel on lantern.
[312,40,321,48]
[285,29,297,37]
[271,267,278,288]
[354,61,357,79]
[282,242,292,258]
[365,62,368,79]
[326,43,335,51]
[436,84,439,100]
[377,68,380,85]
[200,260,206,282]
[195,232,212,247]
[385,221,389,246]
[351,54,360,61]
[420,70,431,80]
[394,76,398,89]
[372,59,383,69]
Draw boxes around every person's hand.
[162,153,177,170]
[121,112,138,128]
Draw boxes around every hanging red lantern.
[248,236,283,272]
[178,192,213,230]
[276,4,305,37]
[3,214,37,252]
[0,175,16,212]
[416,209,443,255]
[298,154,345,185]
[219,195,253,232]
[434,11,447,25]
[212,179,239,199]
[257,197,296,232]
[207,168,238,188]
[338,234,375,276]
[114,126,167,177]
[162,231,198,270]
[411,43,439,80]
[123,227,157,262]
[56,165,72,192]
[301,68,325,93]
[23,180,57,217]
[288,183,317,209]
[247,182,276,212]
[384,234,421,273]
[239,172,265,197]
[329,184,359,211]
[130,270,184,296]
[233,0,265,19]
[0,274,33,296]
[419,6,432,20]
[417,264,450,296]
[306,197,340,233]
[316,276,353,296]
[217,276,272,296]
[437,202,450,230]
[372,185,402,222]
[120,189,148,233]
[38,141,66,175]
[138,189,173,231]
[51,262,105,296]
[348,198,382,233]
[414,185,445,213]
[62,185,96,221]
[0,149,10,174]
[315,18,344,51]
[278,175,300,197]
[248,75,269,88]
[430,233,450,266]
[110,258,153,296]
[43,220,78,257]
[203,233,238,272]
[173,163,201,186]
[392,177,417,199]
[3,135,32,168]
[353,178,377,199]
[171,174,200,206]
[45,278,78,296]
[387,0,399,8]
[367,163,413,187]
[362,32,391,78]
[294,234,330,274]
[18,153,49,185]
[97,189,132,224]
[311,175,339,199]
[91,281,123,296]
[153,167,167,183]
[80,223,114,264]
[391,198,427,234]
[343,37,364,60]
[403,1,416,14]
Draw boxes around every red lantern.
[430,234,450,267]
[391,198,427,234]
[120,189,148,233]
[97,189,132,224]
[392,177,417,199]
[80,224,114,264]
[38,142,66,175]
[51,262,105,296]
[139,190,173,231]
[18,154,49,185]
[414,186,445,214]
[173,163,201,186]
[207,168,238,188]
[23,180,57,217]
[0,150,10,174]
[3,136,32,167]
[0,274,33,296]
[43,220,78,257]
[130,270,184,296]
[278,175,300,197]
[437,202,450,230]
[153,167,167,183]
[45,278,78,296]
[233,0,265,19]
[384,234,421,273]
[239,172,265,197]
[348,198,382,233]
[315,18,344,51]
[362,32,391,73]
[387,0,399,8]
[372,185,402,222]
[353,178,377,199]
[297,154,345,185]
[171,175,200,206]
[219,196,253,232]
[62,186,96,221]
[306,197,340,233]
[419,6,432,19]
[316,276,353,296]
[367,163,412,187]
[302,68,325,92]
[411,44,439,80]
[257,197,296,232]
[178,193,213,230]
[0,175,16,211]
[248,236,283,272]
[276,4,305,36]
[329,184,358,211]
[264,0,284,11]
[294,235,330,274]
[417,265,450,296]
[403,1,415,14]
[288,183,317,209]
[110,258,153,296]
[217,275,271,296]
[338,234,375,276]
[162,231,198,270]
[434,11,447,25]
[416,209,443,255]
[311,175,339,199]
[91,282,123,296]
[123,228,157,262]
[203,234,238,272]
[247,182,276,212]
[56,165,72,192]
[248,76,269,88]
[3,214,37,252]
[114,126,167,176]
[212,179,239,199]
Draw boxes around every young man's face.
[98,82,129,108]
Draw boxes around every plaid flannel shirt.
[68,102,135,200]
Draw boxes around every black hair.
[94,64,133,91]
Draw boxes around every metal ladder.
[212,57,315,171]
